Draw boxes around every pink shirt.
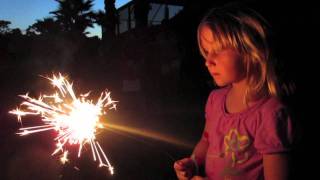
[198,86,293,180]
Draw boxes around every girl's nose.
[205,60,216,67]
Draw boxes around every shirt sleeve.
[192,90,216,165]
[254,100,294,154]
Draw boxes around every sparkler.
[9,73,117,174]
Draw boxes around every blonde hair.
[197,4,280,103]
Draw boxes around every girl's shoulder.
[205,86,230,110]
[207,86,230,100]
[260,96,286,113]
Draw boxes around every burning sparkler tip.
[10,73,117,175]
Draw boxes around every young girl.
[174,4,293,180]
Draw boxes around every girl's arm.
[190,90,214,175]
[192,138,209,166]
[263,153,290,180]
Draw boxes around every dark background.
[1,0,317,179]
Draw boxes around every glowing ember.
[9,73,117,174]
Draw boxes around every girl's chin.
[213,80,229,87]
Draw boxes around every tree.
[95,0,118,41]
[104,0,118,35]
[94,10,106,27]
[50,0,95,36]
[26,18,61,36]
[0,20,11,34]
[10,28,22,36]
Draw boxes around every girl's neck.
[230,78,248,100]
[225,79,251,114]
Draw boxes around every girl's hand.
[173,158,195,180]
[191,176,208,180]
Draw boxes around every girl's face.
[199,25,246,87]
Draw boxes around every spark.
[60,151,69,164]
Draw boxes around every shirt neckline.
[221,86,268,118]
